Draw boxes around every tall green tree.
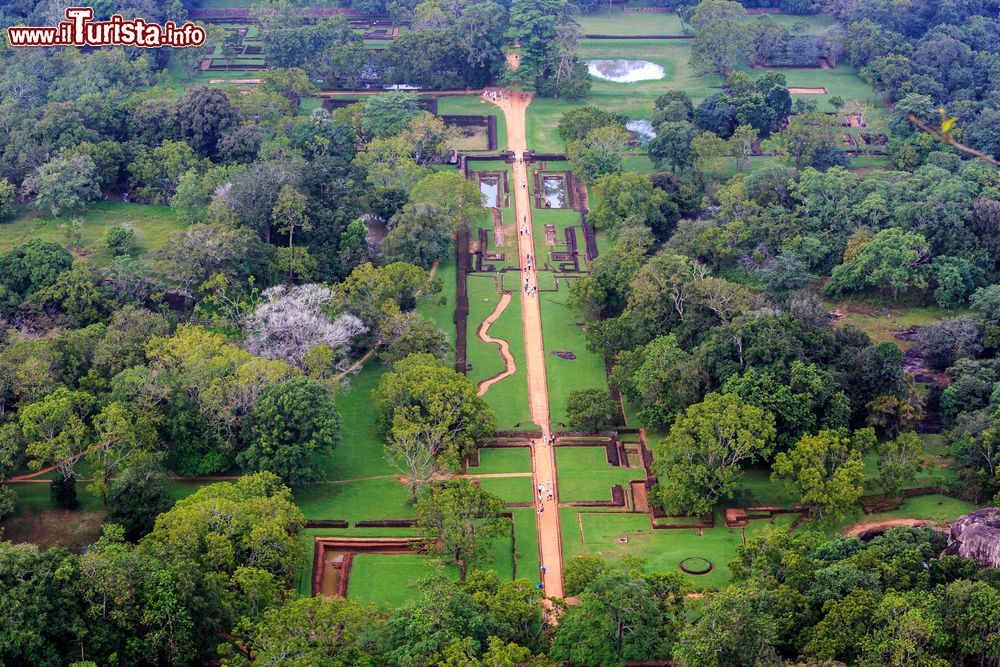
[271,185,311,282]
[566,124,631,183]
[688,0,752,77]
[238,377,340,486]
[373,353,495,469]
[22,154,100,218]
[771,428,873,522]
[654,392,776,515]
[415,480,507,580]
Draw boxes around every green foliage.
[103,223,136,257]
[566,123,631,183]
[239,377,340,486]
[50,475,79,509]
[558,106,625,145]
[23,154,100,218]
[0,178,14,222]
[876,432,921,499]
[565,388,618,431]
[107,451,174,540]
[588,172,672,239]
[654,392,776,515]
[382,203,453,270]
[410,172,488,230]
[674,586,780,667]
[228,595,387,667]
[688,0,752,77]
[374,353,495,470]
[139,473,305,643]
[825,228,932,301]
[611,334,695,430]
[21,387,95,480]
[415,480,507,580]
[772,428,873,522]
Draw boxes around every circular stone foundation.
[679,557,714,575]
[587,59,665,82]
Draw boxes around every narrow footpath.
[490,90,563,599]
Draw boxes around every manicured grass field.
[473,447,532,474]
[417,255,457,356]
[476,476,534,504]
[512,507,541,583]
[437,95,509,153]
[348,553,459,607]
[555,447,639,503]
[537,286,608,427]
[749,64,886,110]
[312,364,395,481]
[465,276,532,429]
[526,40,722,152]
[0,202,186,265]
[294,477,416,523]
[577,9,685,35]
[560,508,798,589]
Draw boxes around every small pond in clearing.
[479,176,499,208]
[587,59,665,83]
[542,176,566,209]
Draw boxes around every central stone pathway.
[490,89,564,599]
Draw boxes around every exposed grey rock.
[944,507,1000,567]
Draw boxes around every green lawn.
[560,508,798,590]
[555,447,639,503]
[476,476,534,504]
[294,477,416,523]
[465,276,532,429]
[758,13,837,34]
[860,494,975,525]
[347,553,459,607]
[577,9,685,35]
[537,286,608,427]
[526,40,723,152]
[0,202,186,265]
[417,254,457,357]
[312,364,396,481]
[437,94,509,153]
[748,63,886,110]
[473,447,532,474]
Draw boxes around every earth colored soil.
[788,87,827,94]
[490,90,564,600]
[1,506,106,552]
[842,518,935,536]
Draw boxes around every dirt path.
[842,518,937,536]
[476,292,517,396]
[489,90,563,600]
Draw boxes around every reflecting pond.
[586,59,665,83]
[479,176,499,208]
[542,176,566,209]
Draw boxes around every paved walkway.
[489,90,563,599]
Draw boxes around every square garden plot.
[559,508,798,590]
[555,446,639,503]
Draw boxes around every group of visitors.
[537,477,553,516]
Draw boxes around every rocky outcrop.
[944,508,1000,568]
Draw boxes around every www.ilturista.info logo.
[7,7,206,48]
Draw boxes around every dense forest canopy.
[0,0,998,665]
